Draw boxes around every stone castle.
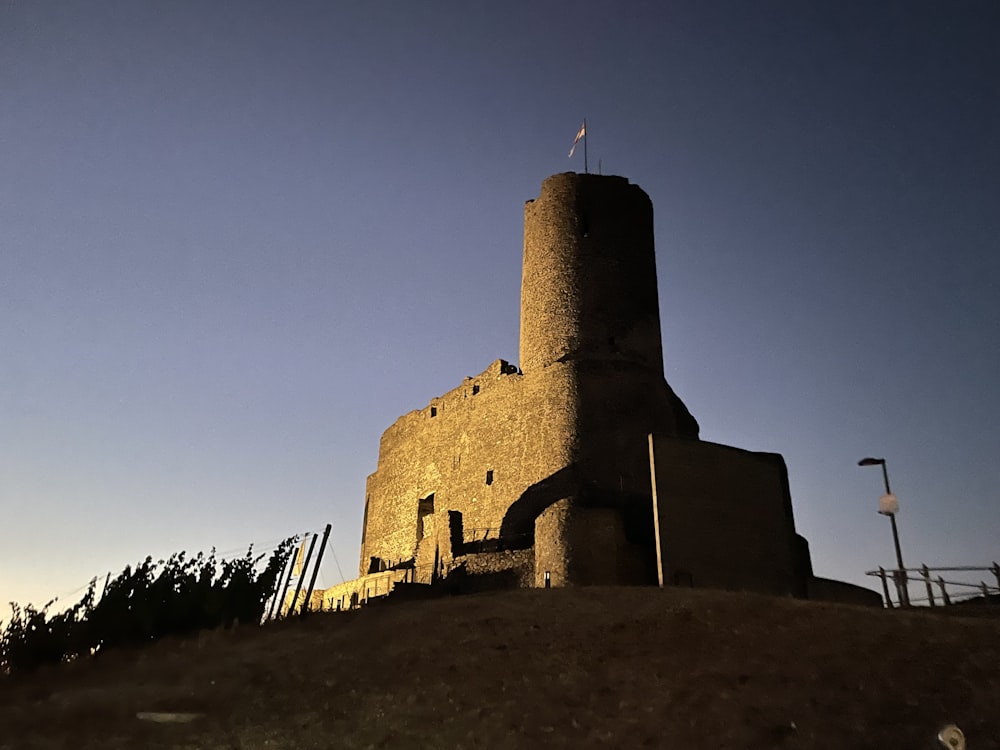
[315,173,879,609]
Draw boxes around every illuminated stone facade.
[355,172,879,604]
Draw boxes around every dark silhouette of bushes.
[1,538,294,677]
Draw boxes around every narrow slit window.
[430,406,437,417]
[485,470,494,486]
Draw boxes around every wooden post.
[982,581,991,603]
[265,546,295,622]
[300,523,332,616]
[878,567,894,608]
[922,565,935,606]
[272,536,301,620]
[648,434,665,588]
[937,576,951,605]
[288,533,318,619]
[991,562,1000,592]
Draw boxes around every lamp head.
[858,457,885,467]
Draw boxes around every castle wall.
[359,359,579,576]
[355,172,826,597]
[648,435,803,596]
[534,500,648,587]
[521,173,698,490]
[361,174,704,586]
[575,364,699,494]
[451,548,535,591]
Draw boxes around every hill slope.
[1,587,998,749]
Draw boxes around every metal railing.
[866,563,1000,608]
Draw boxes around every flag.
[568,122,586,157]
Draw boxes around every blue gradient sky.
[2,2,997,609]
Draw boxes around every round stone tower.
[519,172,697,453]
[520,173,698,586]
[519,173,665,375]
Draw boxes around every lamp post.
[858,457,909,606]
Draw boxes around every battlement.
[370,359,524,473]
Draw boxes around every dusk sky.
[2,1,997,610]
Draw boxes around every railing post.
[922,564,935,606]
[982,581,991,603]
[937,576,951,606]
[893,568,909,608]
[878,567,894,608]
[991,562,1000,592]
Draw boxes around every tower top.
[518,172,663,375]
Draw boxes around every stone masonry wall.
[359,359,579,575]
[522,173,698,497]
[520,173,666,375]
[355,172,823,594]
[534,498,650,587]
[648,434,802,596]
[360,173,704,586]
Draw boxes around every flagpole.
[583,118,588,174]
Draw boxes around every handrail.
[865,562,999,608]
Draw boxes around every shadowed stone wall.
[648,434,803,596]
[523,173,698,487]
[535,500,647,587]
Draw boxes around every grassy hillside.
[1,587,997,749]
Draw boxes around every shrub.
[1,536,295,677]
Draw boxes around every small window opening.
[430,406,437,417]
[417,493,435,543]
[472,384,480,395]
[485,470,494,486]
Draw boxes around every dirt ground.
[1,586,998,749]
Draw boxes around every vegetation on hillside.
[0,538,295,677]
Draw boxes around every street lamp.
[858,457,909,606]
